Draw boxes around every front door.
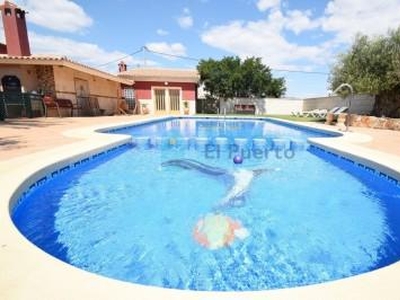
[154,88,166,113]
[153,88,181,114]
[169,89,180,114]
[74,78,89,98]
[74,78,90,115]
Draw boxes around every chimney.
[0,1,31,56]
[118,61,127,72]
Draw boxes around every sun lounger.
[324,106,349,124]
[299,109,325,118]
[314,107,340,118]
[332,106,348,115]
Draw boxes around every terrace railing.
[0,91,45,119]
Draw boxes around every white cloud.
[256,0,281,12]
[201,17,329,70]
[145,42,187,60]
[16,0,93,33]
[156,29,169,36]
[285,10,319,35]
[321,0,400,43]
[202,0,400,73]
[29,32,153,73]
[177,8,193,29]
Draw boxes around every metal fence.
[0,92,44,119]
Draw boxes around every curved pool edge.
[1,116,400,300]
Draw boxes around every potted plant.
[183,101,189,115]
[141,103,149,114]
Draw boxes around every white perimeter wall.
[219,94,375,115]
[220,97,303,115]
[303,94,375,115]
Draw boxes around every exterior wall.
[134,82,152,100]
[53,66,123,115]
[219,94,375,116]
[0,64,39,91]
[220,97,303,115]
[134,81,196,114]
[0,64,126,116]
[134,81,196,100]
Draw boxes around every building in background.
[0,1,198,118]
[118,63,199,115]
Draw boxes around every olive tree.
[329,27,400,117]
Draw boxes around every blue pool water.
[12,118,400,291]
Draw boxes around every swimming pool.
[11,117,400,292]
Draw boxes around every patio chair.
[43,95,61,117]
[43,96,74,117]
[55,98,73,117]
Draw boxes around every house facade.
[0,55,133,116]
[0,0,199,118]
[118,64,199,115]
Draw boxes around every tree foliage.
[197,56,286,100]
[329,27,400,117]
[329,28,400,96]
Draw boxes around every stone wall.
[35,65,56,96]
[337,113,400,131]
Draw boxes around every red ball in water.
[233,154,243,164]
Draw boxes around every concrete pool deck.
[1,116,399,160]
[1,115,400,300]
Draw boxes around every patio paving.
[0,116,399,161]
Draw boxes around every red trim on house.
[134,81,197,100]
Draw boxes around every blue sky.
[3,0,400,97]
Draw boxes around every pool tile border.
[309,144,400,187]
[11,143,131,214]
[2,116,400,300]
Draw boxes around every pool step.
[132,136,150,148]
[215,137,229,150]
[131,136,308,151]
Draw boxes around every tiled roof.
[118,67,200,83]
[0,54,133,85]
